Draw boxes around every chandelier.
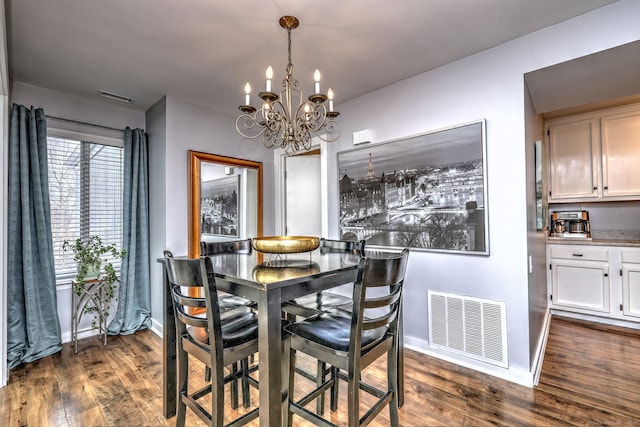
[236,16,340,155]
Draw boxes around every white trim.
[531,310,552,386]
[47,127,124,148]
[404,336,536,387]
[320,141,329,236]
[274,140,325,237]
[150,318,163,338]
[273,149,286,236]
[550,309,640,331]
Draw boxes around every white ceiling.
[5,0,623,115]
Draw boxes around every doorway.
[284,149,322,236]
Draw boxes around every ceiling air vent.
[98,89,134,104]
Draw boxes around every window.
[47,132,124,284]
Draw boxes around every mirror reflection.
[188,151,263,257]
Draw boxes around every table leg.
[398,306,404,408]
[162,264,177,418]
[71,284,78,354]
[257,288,284,427]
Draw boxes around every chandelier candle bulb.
[266,66,273,92]
[314,69,321,93]
[244,82,251,105]
[328,88,334,111]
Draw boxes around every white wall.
[325,0,640,384]
[8,82,146,343]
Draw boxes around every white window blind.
[47,135,124,283]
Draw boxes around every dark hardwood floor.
[1,316,639,426]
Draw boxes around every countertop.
[547,230,640,247]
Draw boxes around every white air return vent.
[428,291,508,367]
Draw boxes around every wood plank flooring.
[1,316,639,426]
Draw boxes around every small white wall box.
[353,129,372,145]
[225,166,234,175]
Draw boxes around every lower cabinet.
[620,249,640,319]
[551,259,609,313]
[547,244,640,323]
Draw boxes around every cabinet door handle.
[604,273,609,277]
[593,186,598,191]
[604,186,608,190]
[572,253,583,257]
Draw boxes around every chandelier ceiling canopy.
[235,16,340,155]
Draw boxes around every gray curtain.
[108,127,151,334]
[7,104,62,368]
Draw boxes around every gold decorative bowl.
[252,236,320,254]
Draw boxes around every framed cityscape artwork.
[337,120,488,255]
[200,175,239,237]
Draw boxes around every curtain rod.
[45,115,125,133]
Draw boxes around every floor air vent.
[428,291,508,368]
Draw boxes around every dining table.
[160,248,404,427]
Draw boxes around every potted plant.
[63,236,126,328]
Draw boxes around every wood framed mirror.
[188,150,263,257]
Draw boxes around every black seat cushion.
[291,292,352,311]
[187,307,258,348]
[285,309,387,352]
[218,293,254,313]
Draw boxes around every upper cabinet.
[548,118,599,200]
[547,103,640,203]
[601,110,640,198]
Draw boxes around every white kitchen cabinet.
[548,119,599,201]
[548,245,610,314]
[620,249,640,319]
[601,109,640,198]
[547,244,640,324]
[546,103,640,202]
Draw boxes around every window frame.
[47,127,125,286]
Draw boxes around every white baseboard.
[531,310,552,386]
[150,317,163,338]
[404,336,536,388]
[550,309,640,330]
[60,317,164,344]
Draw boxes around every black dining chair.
[199,240,257,408]
[284,249,409,427]
[164,251,260,427]
[200,239,256,313]
[282,238,365,318]
[280,238,364,414]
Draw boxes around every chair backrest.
[163,251,225,358]
[200,239,252,256]
[350,249,409,356]
[319,238,365,255]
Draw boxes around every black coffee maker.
[550,211,591,238]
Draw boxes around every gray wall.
[320,0,640,384]
[146,96,276,330]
